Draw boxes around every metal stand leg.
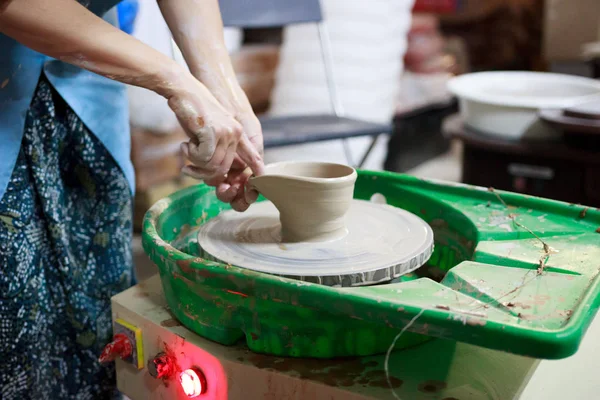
[317,23,344,117]
[357,134,381,169]
[317,22,357,166]
[341,139,354,166]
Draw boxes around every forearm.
[0,0,183,98]
[158,0,247,112]
[157,0,264,178]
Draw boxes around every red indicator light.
[180,368,207,397]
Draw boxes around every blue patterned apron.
[0,3,135,399]
[0,71,134,400]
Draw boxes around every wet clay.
[249,162,357,243]
[198,162,434,286]
[197,199,434,286]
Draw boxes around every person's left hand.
[201,159,258,212]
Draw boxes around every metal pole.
[357,135,381,169]
[317,22,345,117]
[317,21,354,165]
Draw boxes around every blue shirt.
[117,0,139,34]
[0,1,135,200]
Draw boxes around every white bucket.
[447,71,600,140]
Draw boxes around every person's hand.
[211,92,264,211]
[228,85,264,160]
[200,84,265,212]
[167,74,264,183]
[204,161,259,212]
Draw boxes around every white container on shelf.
[447,71,600,140]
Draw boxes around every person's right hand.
[167,74,264,181]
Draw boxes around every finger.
[215,141,237,178]
[237,168,259,204]
[204,174,227,187]
[216,182,240,203]
[237,136,264,176]
[180,142,190,159]
[223,166,249,186]
[230,156,246,170]
[214,167,244,203]
[204,137,227,173]
[237,113,264,156]
[231,192,250,212]
[245,184,259,204]
[202,142,236,186]
[187,126,218,165]
[224,168,252,212]
[226,168,258,207]
[247,126,264,157]
[181,164,214,180]
[217,184,243,203]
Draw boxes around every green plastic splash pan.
[142,171,600,359]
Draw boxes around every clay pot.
[249,162,357,243]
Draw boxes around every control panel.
[99,279,230,400]
[108,275,402,400]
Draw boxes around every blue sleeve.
[117,0,140,35]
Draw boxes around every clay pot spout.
[249,162,357,243]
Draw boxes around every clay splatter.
[505,302,531,309]
[160,318,182,328]
[417,380,448,393]
[247,354,402,388]
[466,317,486,326]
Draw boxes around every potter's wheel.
[197,199,434,287]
